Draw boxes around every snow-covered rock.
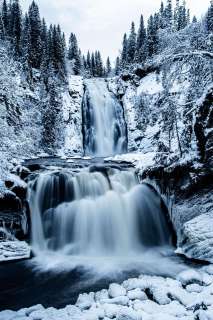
[108,283,126,298]
[0,241,30,262]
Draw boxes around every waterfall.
[28,167,172,257]
[82,79,127,157]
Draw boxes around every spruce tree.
[1,0,9,38]
[28,1,42,69]
[115,56,120,75]
[106,57,111,76]
[159,1,166,29]
[121,33,128,66]
[206,0,213,33]
[21,13,31,69]
[91,52,95,76]
[68,33,81,75]
[146,15,158,57]
[136,14,147,62]
[10,0,22,55]
[165,0,173,29]
[192,16,197,24]
[127,22,136,63]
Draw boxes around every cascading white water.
[28,168,172,257]
[83,79,127,156]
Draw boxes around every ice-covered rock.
[76,292,95,310]
[177,269,203,286]
[0,241,30,262]
[178,212,213,263]
[108,283,126,298]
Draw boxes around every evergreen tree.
[146,15,158,57]
[177,0,187,30]
[28,1,42,69]
[192,16,198,23]
[10,0,22,55]
[136,14,147,62]
[1,0,9,38]
[106,56,111,76]
[91,52,95,76]
[51,24,66,78]
[159,1,166,29]
[115,56,120,75]
[21,13,31,69]
[42,79,61,150]
[68,33,81,75]
[165,0,173,29]
[187,9,190,25]
[206,0,213,33]
[121,33,128,66]
[127,22,136,63]
[174,0,180,30]
[96,51,103,77]
[86,51,91,73]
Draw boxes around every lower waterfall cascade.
[82,79,127,157]
[28,167,172,257]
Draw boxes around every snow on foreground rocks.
[0,241,30,262]
[2,267,213,320]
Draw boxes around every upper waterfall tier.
[82,79,127,157]
[28,167,172,256]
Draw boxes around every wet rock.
[0,192,21,211]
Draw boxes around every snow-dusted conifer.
[127,22,136,63]
[28,0,42,68]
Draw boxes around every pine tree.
[121,33,128,66]
[136,14,147,62]
[115,56,120,75]
[106,57,111,76]
[21,13,31,69]
[28,1,42,69]
[10,0,22,55]
[159,1,166,29]
[127,22,136,63]
[174,0,180,30]
[146,15,158,57]
[192,16,197,23]
[51,24,66,78]
[91,52,95,76]
[86,51,91,74]
[206,0,213,33]
[1,0,9,38]
[165,0,173,29]
[96,51,103,77]
[68,33,81,75]
[187,9,190,25]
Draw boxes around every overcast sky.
[20,0,210,62]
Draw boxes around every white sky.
[20,0,210,62]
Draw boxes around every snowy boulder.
[95,289,109,302]
[25,305,45,317]
[116,306,142,320]
[127,289,147,301]
[76,292,95,310]
[0,310,17,320]
[100,296,129,306]
[177,212,213,263]
[177,269,203,286]
[108,283,126,298]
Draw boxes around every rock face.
[61,75,84,155]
